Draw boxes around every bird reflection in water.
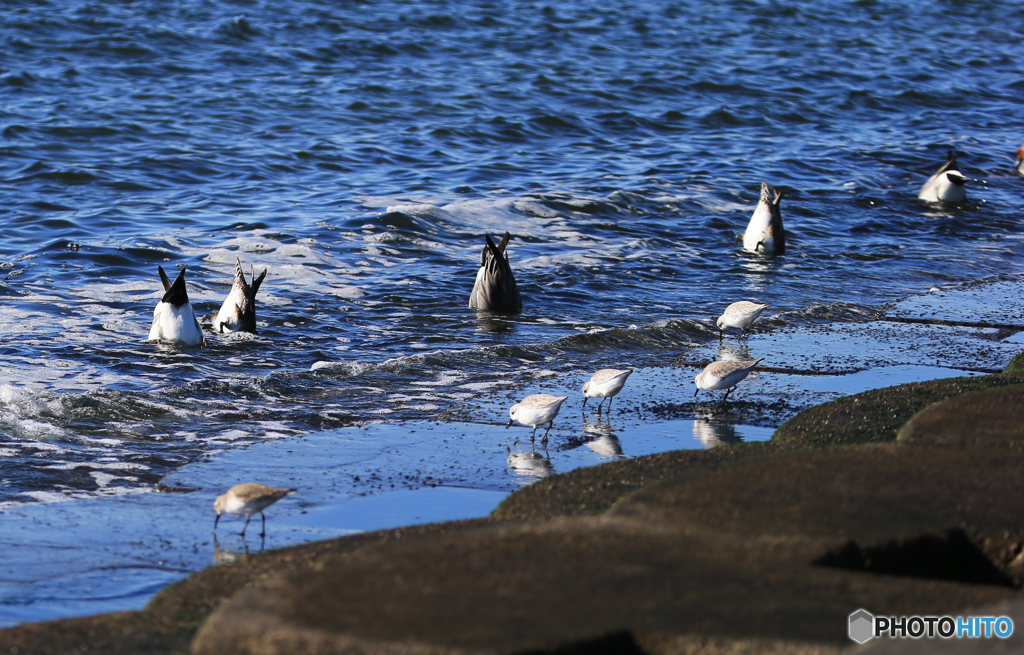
[582,416,625,459]
[212,534,261,564]
[507,443,554,481]
[692,419,744,448]
[715,340,755,363]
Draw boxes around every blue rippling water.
[0,0,1023,506]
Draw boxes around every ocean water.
[2,0,1024,623]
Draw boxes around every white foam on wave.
[383,202,455,221]
[78,437,124,447]
[20,490,69,504]
[414,370,468,387]
[202,232,366,302]
[0,385,70,438]
[211,429,251,442]
[0,384,42,413]
[12,418,64,439]
[511,199,560,218]
[90,471,121,488]
[0,306,41,336]
[458,380,508,392]
[10,439,67,453]
[42,461,150,472]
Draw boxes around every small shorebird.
[742,180,785,255]
[212,257,267,334]
[694,358,765,402]
[469,231,522,313]
[582,368,633,413]
[918,150,968,203]
[214,483,296,537]
[506,393,569,440]
[717,301,768,339]
[149,265,205,347]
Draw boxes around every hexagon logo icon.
[849,609,875,644]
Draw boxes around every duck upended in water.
[917,150,968,203]
[469,231,522,313]
[149,265,205,346]
[741,180,785,255]
[212,258,267,334]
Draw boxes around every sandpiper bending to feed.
[507,393,569,440]
[149,265,205,347]
[469,231,522,313]
[742,180,785,255]
[717,301,768,339]
[694,358,765,402]
[212,257,267,334]
[917,150,968,203]
[214,483,296,537]
[582,368,633,413]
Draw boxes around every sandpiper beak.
[505,419,514,429]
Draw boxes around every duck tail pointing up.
[159,266,190,307]
[249,265,267,301]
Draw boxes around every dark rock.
[191,442,1024,655]
[897,384,1024,445]
[772,374,1024,446]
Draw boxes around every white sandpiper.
[717,301,768,339]
[212,257,267,334]
[917,150,968,203]
[148,265,205,347]
[469,231,522,313]
[506,393,569,440]
[214,483,296,537]
[582,368,633,413]
[694,358,765,402]
[741,180,785,255]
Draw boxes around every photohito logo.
[849,609,1014,643]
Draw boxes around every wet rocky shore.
[5,351,1024,653]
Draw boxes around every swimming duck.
[212,258,267,334]
[469,231,522,313]
[917,150,967,203]
[148,265,205,346]
[741,181,785,255]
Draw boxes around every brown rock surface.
[772,374,1024,446]
[190,441,1024,655]
[897,384,1024,445]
